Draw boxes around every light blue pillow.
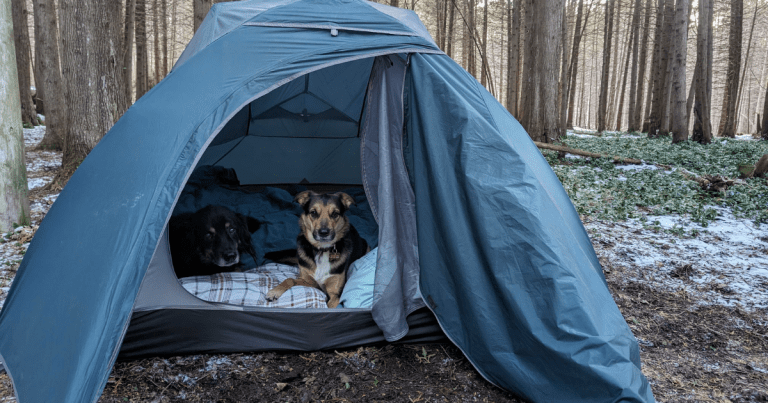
[340,247,377,309]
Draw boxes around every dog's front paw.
[265,287,284,302]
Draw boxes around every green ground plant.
[543,134,768,226]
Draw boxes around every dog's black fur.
[265,191,369,308]
[169,205,260,278]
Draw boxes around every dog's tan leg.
[265,278,318,302]
[323,275,345,308]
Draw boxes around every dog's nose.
[318,229,331,237]
[223,252,237,262]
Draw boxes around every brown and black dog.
[169,205,260,278]
[265,191,369,308]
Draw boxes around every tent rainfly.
[0,0,655,402]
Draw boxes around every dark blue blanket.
[173,166,378,267]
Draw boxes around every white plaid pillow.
[179,263,328,308]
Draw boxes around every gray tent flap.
[362,55,423,341]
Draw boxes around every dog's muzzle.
[314,228,335,242]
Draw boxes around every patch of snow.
[588,205,768,311]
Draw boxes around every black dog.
[169,205,260,278]
[265,191,369,308]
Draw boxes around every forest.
[8,0,768,162]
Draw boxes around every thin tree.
[717,0,742,138]
[506,0,521,115]
[691,0,713,143]
[10,0,38,126]
[657,0,676,136]
[733,1,758,133]
[136,0,149,99]
[597,0,616,133]
[616,15,635,131]
[162,0,168,77]
[446,0,456,57]
[56,0,128,183]
[566,0,591,129]
[669,0,689,143]
[33,0,66,150]
[481,0,488,87]
[123,0,137,103]
[631,0,652,131]
[0,0,30,230]
[762,81,768,139]
[626,0,643,131]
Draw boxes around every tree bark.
[616,18,635,131]
[718,0,742,138]
[670,0,689,143]
[446,0,455,58]
[480,0,488,87]
[33,0,66,150]
[162,0,168,77]
[136,0,149,99]
[762,81,768,139]
[194,0,212,33]
[10,0,39,126]
[691,0,712,144]
[57,0,128,183]
[632,0,652,131]
[0,0,31,230]
[733,1,757,134]
[518,0,536,131]
[597,0,615,133]
[566,0,591,129]
[531,0,564,142]
[123,0,136,104]
[657,0,675,136]
[644,0,665,134]
[627,0,643,131]
[505,0,521,115]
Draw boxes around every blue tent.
[0,1,655,402]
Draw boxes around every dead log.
[534,141,644,165]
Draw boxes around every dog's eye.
[330,212,339,219]
[228,227,236,234]
[310,210,319,218]
[205,233,213,240]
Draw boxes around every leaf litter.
[0,128,766,402]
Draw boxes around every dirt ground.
[1,132,767,402]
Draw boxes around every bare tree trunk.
[10,0,39,126]
[531,0,564,142]
[519,0,536,131]
[718,0,742,138]
[646,0,667,135]
[194,0,212,33]
[0,0,31,230]
[597,0,615,133]
[670,0,689,143]
[153,0,161,85]
[733,1,757,133]
[606,0,623,128]
[762,80,768,139]
[162,0,168,77]
[58,0,127,182]
[481,0,488,87]
[33,0,66,150]
[633,0,652,131]
[692,0,713,143]
[123,0,137,104]
[558,0,573,131]
[435,0,444,50]
[566,0,590,129]
[616,18,635,131]
[136,0,149,99]
[657,0,675,136]
[506,0,521,115]
[627,0,642,131]
[446,0,455,58]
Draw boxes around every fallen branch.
[534,141,644,165]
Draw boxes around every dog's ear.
[294,191,313,208]
[335,192,356,209]
[239,214,261,233]
[235,213,259,261]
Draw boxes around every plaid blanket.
[179,263,328,308]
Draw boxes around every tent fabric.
[0,0,655,402]
[408,53,654,402]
